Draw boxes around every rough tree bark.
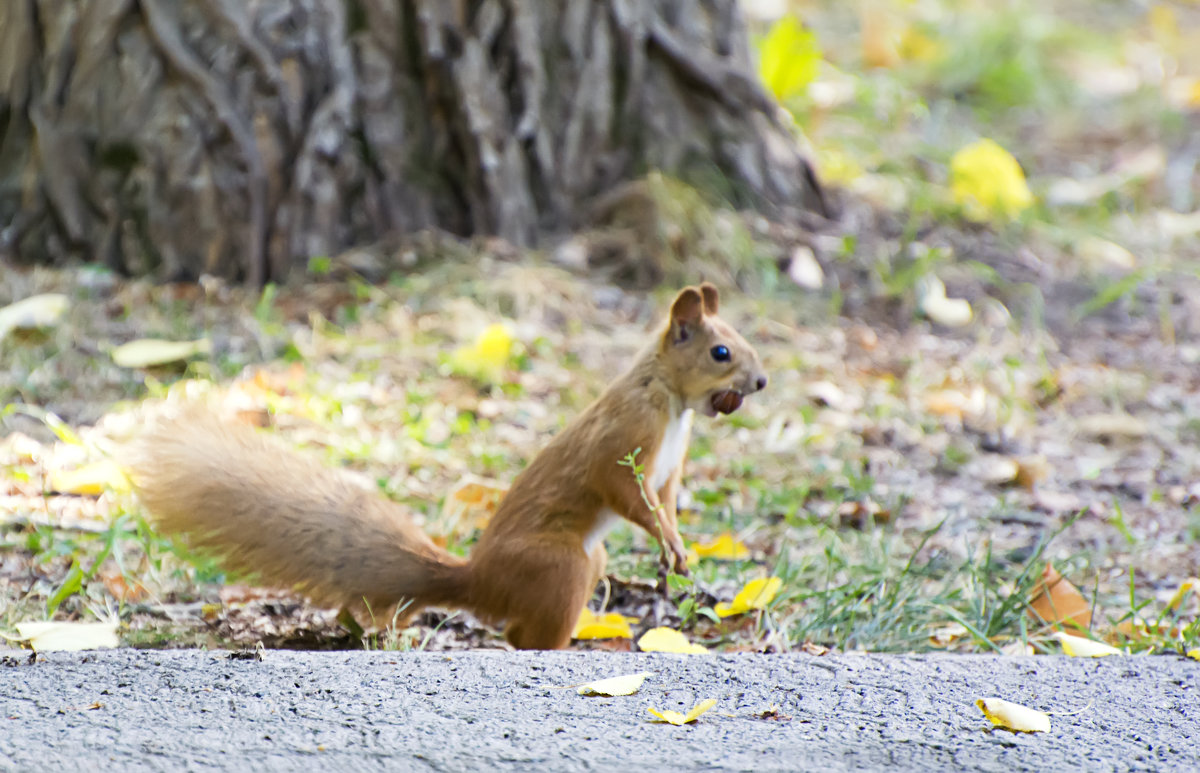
[0,0,824,285]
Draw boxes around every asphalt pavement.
[1,649,1196,771]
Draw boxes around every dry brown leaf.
[837,499,889,529]
[929,623,969,647]
[1028,564,1092,629]
[1014,456,1050,490]
[925,387,985,421]
[99,569,149,603]
[755,705,792,721]
[441,479,508,534]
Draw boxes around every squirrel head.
[659,282,767,417]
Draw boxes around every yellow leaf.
[49,460,131,496]
[1187,649,1200,661]
[817,148,864,186]
[13,621,118,652]
[1164,577,1199,613]
[647,698,718,725]
[975,698,1051,733]
[476,323,514,367]
[1052,631,1123,658]
[918,276,973,327]
[576,671,652,697]
[691,533,750,560]
[758,16,821,101]
[111,338,211,369]
[637,627,708,655]
[572,608,638,640]
[0,293,69,340]
[715,577,782,618]
[449,323,514,384]
[950,138,1033,222]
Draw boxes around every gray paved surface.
[1,650,1196,771]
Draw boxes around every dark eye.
[710,345,730,362]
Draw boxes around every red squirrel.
[130,283,766,649]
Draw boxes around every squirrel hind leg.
[475,539,594,650]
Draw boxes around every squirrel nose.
[755,375,767,392]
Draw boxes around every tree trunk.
[0,0,823,285]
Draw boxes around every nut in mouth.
[710,390,744,415]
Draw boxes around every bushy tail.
[126,410,470,616]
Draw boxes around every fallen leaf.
[758,16,821,100]
[1052,631,1122,658]
[860,11,944,69]
[1115,617,1181,641]
[715,577,783,618]
[573,608,638,640]
[950,138,1033,222]
[690,533,750,560]
[1014,456,1050,490]
[1077,237,1137,270]
[929,623,969,647]
[807,380,847,409]
[1000,640,1034,657]
[1187,649,1199,661]
[1028,564,1092,629]
[48,460,131,496]
[449,323,514,384]
[972,455,1020,485]
[637,627,708,654]
[755,704,792,721]
[1076,413,1147,440]
[836,499,890,529]
[441,479,508,533]
[918,275,973,327]
[0,293,69,340]
[647,698,718,725]
[787,246,824,290]
[1164,577,1199,613]
[975,698,1051,733]
[12,621,118,652]
[576,671,652,697]
[99,569,148,604]
[924,387,986,421]
[111,338,211,368]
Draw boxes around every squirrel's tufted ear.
[699,282,719,315]
[669,286,704,344]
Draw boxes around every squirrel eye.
[710,345,731,362]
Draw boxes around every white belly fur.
[649,407,694,492]
[583,407,694,558]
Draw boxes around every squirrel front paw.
[667,540,691,577]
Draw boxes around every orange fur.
[128,283,766,649]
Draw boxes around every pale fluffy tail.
[127,411,470,617]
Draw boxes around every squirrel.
[129,283,767,649]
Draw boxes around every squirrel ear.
[669,286,704,344]
[699,282,719,315]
